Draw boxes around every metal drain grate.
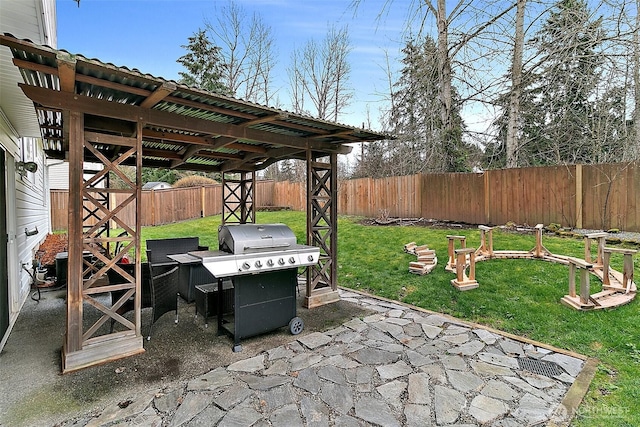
[517,357,565,377]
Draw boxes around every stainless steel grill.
[197,223,319,277]
[192,223,319,352]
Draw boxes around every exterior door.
[0,149,8,339]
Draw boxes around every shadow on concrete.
[0,284,373,427]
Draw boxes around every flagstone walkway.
[62,289,594,427]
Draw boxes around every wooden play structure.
[404,242,438,275]
[443,225,637,311]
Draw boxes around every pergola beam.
[20,85,352,154]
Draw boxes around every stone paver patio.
[64,288,595,427]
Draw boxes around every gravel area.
[572,228,640,245]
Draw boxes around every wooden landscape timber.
[443,225,637,310]
[404,242,438,275]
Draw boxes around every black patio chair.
[147,265,180,340]
[108,262,152,333]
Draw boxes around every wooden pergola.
[1,34,387,372]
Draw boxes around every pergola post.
[222,171,256,224]
[305,152,340,308]
[61,118,145,373]
[64,111,84,360]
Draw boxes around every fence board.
[422,173,484,224]
[581,162,639,231]
[50,163,640,232]
[627,163,640,231]
[582,165,610,230]
[202,185,222,217]
[255,180,275,207]
[50,190,69,231]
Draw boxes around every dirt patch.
[359,217,482,230]
[359,217,640,247]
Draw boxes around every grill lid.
[218,223,297,254]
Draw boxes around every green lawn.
[138,211,639,427]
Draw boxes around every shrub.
[173,175,218,188]
[545,223,561,232]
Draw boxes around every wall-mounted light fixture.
[16,161,38,176]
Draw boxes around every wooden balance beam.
[562,247,637,310]
[475,225,494,261]
[450,247,479,291]
[445,235,466,272]
[443,224,636,311]
[560,257,595,310]
[584,232,608,271]
[602,247,637,294]
[405,242,438,275]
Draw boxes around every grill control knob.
[307,255,314,262]
[267,259,274,267]
[289,256,296,264]
[278,258,285,266]
[242,262,251,270]
[255,260,263,268]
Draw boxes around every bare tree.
[353,0,516,171]
[287,25,353,121]
[505,0,526,167]
[205,1,276,105]
[634,0,640,158]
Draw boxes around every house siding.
[0,0,56,351]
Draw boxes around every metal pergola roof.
[1,33,387,173]
[1,33,389,372]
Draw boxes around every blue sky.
[56,0,415,129]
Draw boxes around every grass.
[135,211,639,426]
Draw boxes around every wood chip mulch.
[37,233,68,266]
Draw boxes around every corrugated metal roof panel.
[1,34,392,172]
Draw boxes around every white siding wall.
[0,0,57,351]
[1,125,50,347]
[47,161,70,189]
[16,138,50,295]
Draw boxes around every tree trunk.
[506,0,526,168]
[436,0,455,171]
[634,0,640,159]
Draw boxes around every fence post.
[151,189,155,226]
[575,164,583,229]
[201,186,205,218]
[484,170,490,225]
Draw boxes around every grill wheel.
[289,317,304,335]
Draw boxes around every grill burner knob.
[278,258,285,266]
[255,260,263,268]
[289,256,296,264]
[242,262,251,270]
[267,259,274,267]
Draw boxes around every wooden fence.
[268,162,640,232]
[50,162,640,232]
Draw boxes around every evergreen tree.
[386,37,468,174]
[177,29,228,94]
[486,0,618,167]
[522,0,604,165]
